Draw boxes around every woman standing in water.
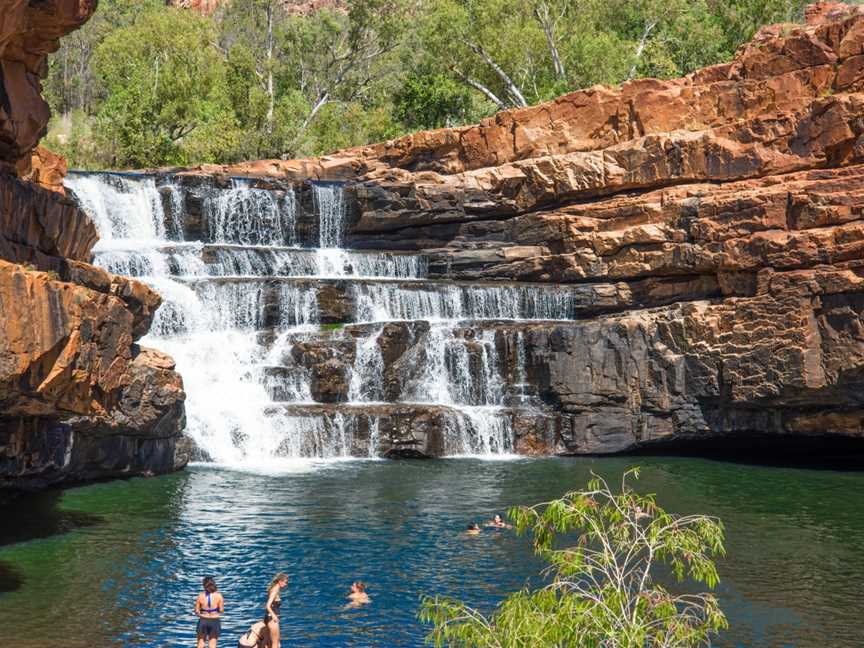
[194,576,224,648]
[265,572,289,648]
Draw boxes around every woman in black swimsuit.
[194,576,224,648]
[265,572,288,648]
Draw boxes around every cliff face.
[0,1,187,489]
[195,2,864,454]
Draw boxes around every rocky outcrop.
[182,3,864,455]
[0,1,187,489]
[0,1,96,176]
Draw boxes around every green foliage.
[43,0,817,169]
[91,8,238,168]
[394,73,475,131]
[43,111,104,169]
[419,469,728,647]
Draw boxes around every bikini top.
[201,592,221,614]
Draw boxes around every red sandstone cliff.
[0,1,187,489]
[182,2,864,453]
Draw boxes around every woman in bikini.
[194,576,224,648]
[237,619,269,648]
[265,572,289,648]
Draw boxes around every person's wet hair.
[268,571,289,593]
[353,581,366,592]
[203,576,218,593]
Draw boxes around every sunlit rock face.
[178,3,864,454]
[0,1,186,490]
[0,0,96,176]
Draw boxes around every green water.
[0,457,861,647]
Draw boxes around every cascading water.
[66,171,569,467]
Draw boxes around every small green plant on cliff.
[419,469,727,648]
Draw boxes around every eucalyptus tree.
[218,0,287,144]
[276,0,411,156]
[44,0,164,117]
[420,469,728,647]
[90,8,237,168]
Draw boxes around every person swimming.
[485,514,512,529]
[237,619,269,648]
[464,523,482,536]
[265,572,289,648]
[194,576,224,648]
[345,581,371,608]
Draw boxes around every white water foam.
[313,183,346,248]
[68,172,525,466]
[204,178,298,247]
[352,282,576,322]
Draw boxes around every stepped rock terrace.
[66,170,581,464]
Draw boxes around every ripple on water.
[0,457,862,647]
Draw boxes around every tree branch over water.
[419,468,728,648]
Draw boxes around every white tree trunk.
[464,40,528,108]
[265,0,275,134]
[627,20,657,80]
[452,68,507,110]
[534,2,565,80]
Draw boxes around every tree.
[42,0,820,169]
[420,469,728,648]
[90,8,239,167]
[277,0,410,157]
[218,0,287,145]
[393,72,475,131]
[43,0,164,117]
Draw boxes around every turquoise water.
[0,457,862,647]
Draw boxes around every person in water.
[345,581,371,608]
[237,619,269,648]
[464,523,482,536]
[265,572,289,648]
[194,576,224,648]
[485,514,512,529]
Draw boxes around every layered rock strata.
[0,1,186,489]
[179,2,864,454]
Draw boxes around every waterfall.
[348,327,385,403]
[204,178,298,246]
[67,173,166,243]
[352,282,576,322]
[66,171,567,466]
[313,183,345,248]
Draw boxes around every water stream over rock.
[65,172,573,468]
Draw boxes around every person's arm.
[218,593,224,614]
[194,594,202,618]
[266,588,279,621]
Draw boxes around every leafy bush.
[420,469,727,648]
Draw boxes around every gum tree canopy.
[43,0,812,169]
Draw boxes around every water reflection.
[0,458,862,647]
